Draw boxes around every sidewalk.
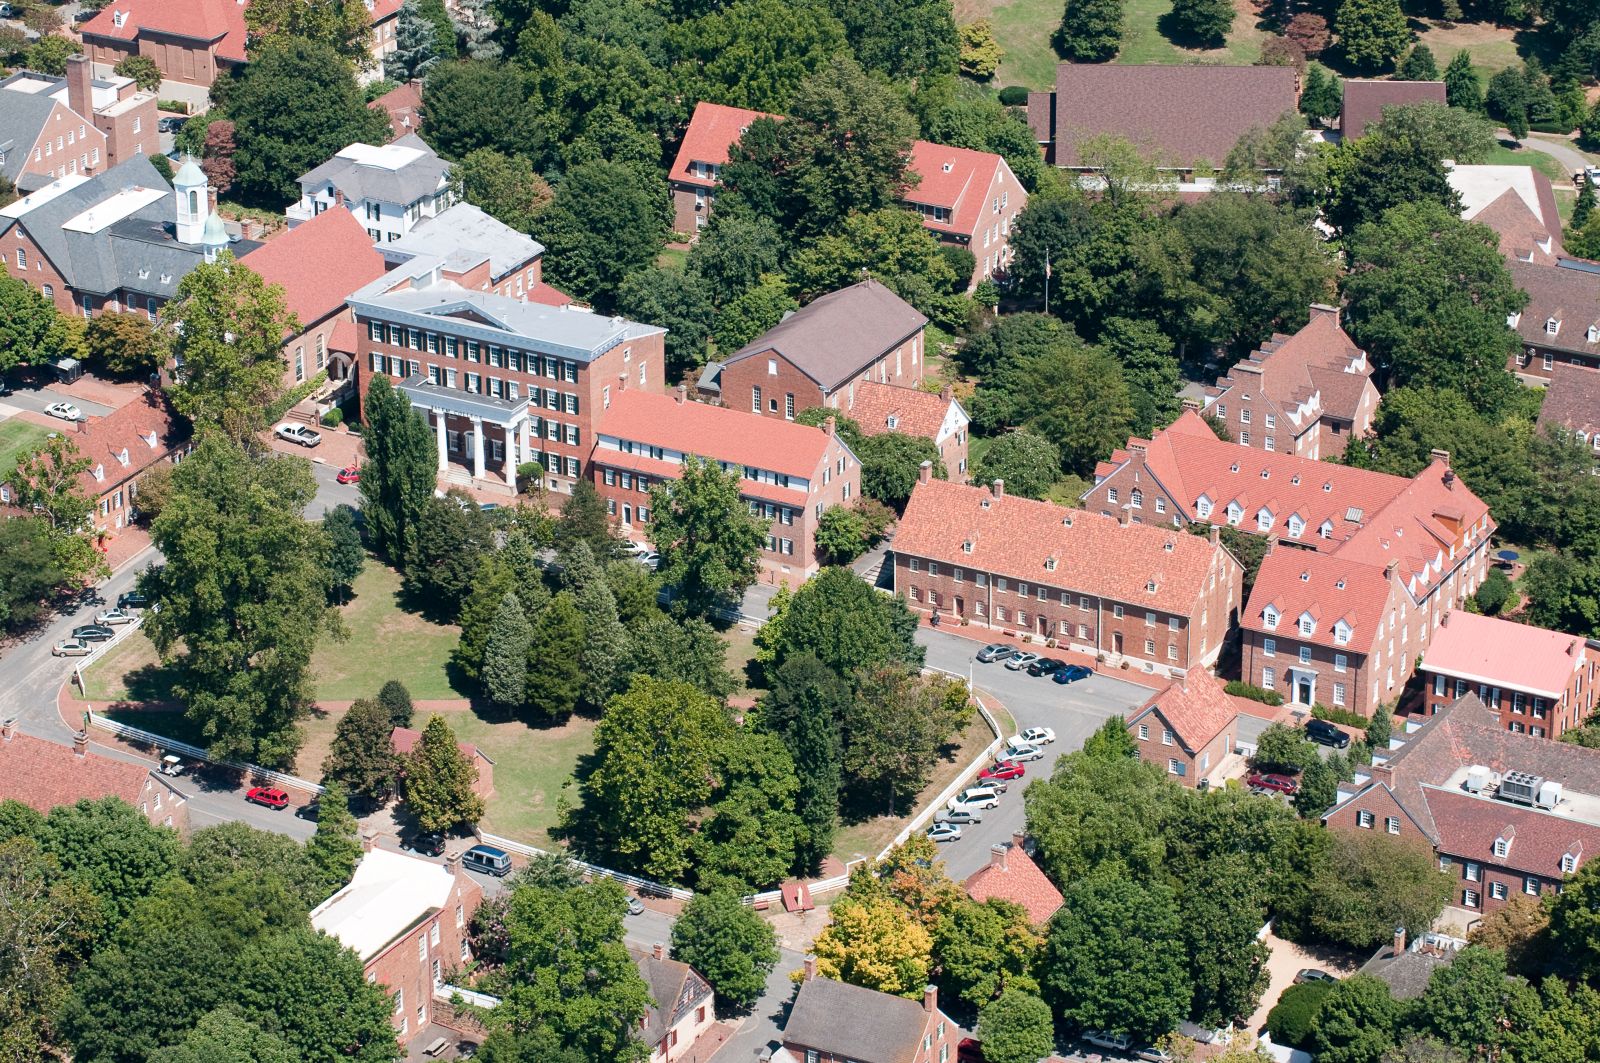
[917,613,1172,693]
[265,425,364,470]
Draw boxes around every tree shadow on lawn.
[1155,9,1230,51]
[835,737,965,828]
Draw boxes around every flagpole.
[1043,246,1050,315]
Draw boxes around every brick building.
[72,390,188,537]
[368,79,423,140]
[0,720,187,830]
[848,381,970,481]
[1506,259,1600,382]
[1339,79,1446,141]
[1537,362,1600,465]
[634,943,718,1063]
[591,386,859,578]
[893,473,1241,677]
[1323,693,1600,915]
[1124,668,1246,787]
[1448,164,1565,267]
[961,831,1064,926]
[239,206,388,391]
[310,847,483,1045]
[1419,610,1600,739]
[778,961,958,1063]
[349,255,666,493]
[667,101,768,236]
[80,0,248,89]
[382,201,565,305]
[0,57,158,193]
[1201,304,1380,461]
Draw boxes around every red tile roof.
[1245,545,1398,654]
[391,725,488,763]
[849,381,963,443]
[1423,786,1600,880]
[1421,610,1590,699]
[597,389,837,481]
[368,79,423,141]
[1538,362,1600,439]
[241,208,388,333]
[82,0,249,62]
[0,730,158,813]
[72,391,182,495]
[1127,669,1241,752]
[904,140,1008,242]
[962,836,1064,925]
[668,101,774,188]
[1339,80,1447,141]
[895,478,1230,615]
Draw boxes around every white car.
[1019,726,1057,746]
[927,821,962,843]
[948,785,1001,811]
[52,638,92,657]
[274,423,323,447]
[1004,741,1044,762]
[1004,651,1042,671]
[1084,1031,1134,1053]
[94,608,135,626]
[45,401,83,421]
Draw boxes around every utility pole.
[1043,246,1051,315]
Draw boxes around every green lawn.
[0,419,51,473]
[657,247,689,271]
[1410,18,1522,86]
[80,630,180,703]
[1483,142,1570,185]
[310,561,469,701]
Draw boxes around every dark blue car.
[1052,664,1093,684]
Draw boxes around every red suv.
[245,786,290,810]
[980,760,1026,783]
[1248,772,1299,795]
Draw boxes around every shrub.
[1266,981,1334,1048]
[321,408,344,427]
[1225,680,1284,706]
[158,99,193,115]
[1311,704,1368,729]
[998,85,1029,106]
[1473,568,1511,615]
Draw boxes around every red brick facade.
[1419,611,1600,739]
[720,328,925,422]
[1,221,76,314]
[6,97,109,189]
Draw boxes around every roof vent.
[1345,507,1364,522]
[1299,571,1310,582]
[1323,482,1332,492]
[1163,541,1174,552]
[1499,770,1544,806]
[1464,765,1493,793]
[1230,462,1239,473]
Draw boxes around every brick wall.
[1130,711,1235,787]
[1421,663,1600,739]
[366,872,482,1044]
[1,224,77,314]
[722,332,926,423]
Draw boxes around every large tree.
[834,0,957,83]
[560,542,631,709]
[762,653,850,869]
[1183,856,1271,1026]
[223,37,391,206]
[977,990,1056,1063]
[323,503,365,602]
[403,714,484,833]
[421,60,531,160]
[482,592,533,714]
[692,730,805,891]
[454,148,552,234]
[1334,0,1408,74]
[0,837,97,1062]
[669,891,780,1011]
[145,437,340,765]
[10,433,104,584]
[0,518,68,632]
[770,565,924,677]
[403,492,492,616]
[388,0,442,81]
[856,431,945,510]
[1054,0,1123,61]
[163,253,297,439]
[972,431,1061,499]
[537,160,670,311]
[1299,831,1453,950]
[647,456,767,617]
[231,924,400,1061]
[672,0,848,112]
[844,668,972,813]
[525,592,586,722]
[243,0,375,67]
[84,310,159,376]
[0,276,80,373]
[934,898,1043,1008]
[322,698,402,801]
[1168,0,1232,45]
[358,375,439,563]
[1308,976,1400,1063]
[615,267,715,380]
[1023,751,1177,884]
[809,893,933,997]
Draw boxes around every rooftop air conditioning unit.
[1464,765,1492,794]
[1500,770,1543,806]
[1537,781,1563,809]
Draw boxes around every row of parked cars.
[975,643,1092,684]
[51,592,149,656]
[928,728,1058,843]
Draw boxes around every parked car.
[245,786,290,810]
[927,821,962,843]
[402,832,446,857]
[1083,1031,1134,1053]
[157,115,187,133]
[45,401,83,421]
[938,808,983,825]
[1004,651,1041,671]
[1004,740,1044,762]
[336,465,360,484]
[1026,657,1066,677]
[71,624,115,642]
[1306,718,1351,749]
[979,760,1026,783]
[1294,968,1338,984]
[1248,772,1300,795]
[73,8,98,22]
[52,638,92,657]
[462,844,513,877]
[117,590,150,609]
[976,643,1015,664]
[635,551,661,569]
[1135,1045,1174,1063]
[95,608,134,626]
[1,4,21,18]
[274,423,323,447]
[1053,663,1093,684]
[957,1037,985,1063]
[948,785,1002,811]
[1018,726,1057,745]
[0,377,11,396]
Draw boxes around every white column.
[470,417,485,480]
[434,409,447,472]
[520,417,532,467]
[503,421,517,487]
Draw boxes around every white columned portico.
[520,417,531,465]
[470,417,486,480]
[503,421,518,487]
[434,409,448,472]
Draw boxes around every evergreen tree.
[358,376,437,563]
[1335,0,1409,74]
[450,0,500,59]
[765,654,850,871]
[454,555,519,686]
[526,592,585,722]
[378,679,414,728]
[1444,49,1482,112]
[553,478,622,561]
[1169,0,1233,47]
[404,715,485,833]
[323,504,365,604]
[389,0,442,81]
[1572,177,1594,230]
[1054,0,1124,61]
[305,780,363,895]
[1300,66,1342,122]
[322,698,402,800]
[482,592,533,714]
[1398,44,1438,80]
[562,542,632,709]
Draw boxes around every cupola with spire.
[173,158,209,245]
[201,212,228,262]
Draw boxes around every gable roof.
[1127,669,1243,752]
[668,101,773,187]
[904,139,1008,241]
[1448,164,1565,259]
[1538,361,1600,439]
[1470,187,1560,265]
[368,79,423,140]
[725,279,927,392]
[0,91,57,185]
[962,835,1065,925]
[894,478,1229,615]
[597,389,838,481]
[1206,306,1374,430]
[70,391,183,494]
[1421,610,1592,699]
[1049,64,1299,168]
[783,977,933,1063]
[849,381,966,443]
[310,848,465,961]
[241,207,387,331]
[81,0,248,61]
[1509,260,1600,358]
[0,729,159,812]
[632,949,712,1049]
[296,138,451,208]
[1243,546,1397,651]
[1339,79,1447,141]
[390,725,492,764]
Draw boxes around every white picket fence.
[473,829,694,901]
[85,711,327,795]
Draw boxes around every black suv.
[117,590,150,610]
[1306,718,1351,749]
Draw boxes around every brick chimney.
[360,826,378,852]
[674,384,687,405]
[940,384,953,402]
[445,850,462,875]
[1208,524,1221,545]
[72,730,88,758]
[922,985,938,1014]
[803,955,817,981]
[991,478,1004,499]
[652,942,665,960]
[0,718,15,741]
[1440,610,1450,628]
[1181,396,1202,413]
[1012,830,1025,852]
[1429,448,1451,466]
[1308,303,1340,324]
[918,460,932,485]
[1393,925,1407,957]
[989,843,1008,872]
[1117,506,1129,527]
[1385,560,1399,581]
[66,54,93,123]
[823,415,836,438]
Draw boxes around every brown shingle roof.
[1208,307,1375,431]
[1538,361,1600,439]
[1339,80,1447,141]
[0,730,156,813]
[962,835,1065,926]
[1509,260,1600,358]
[632,949,712,1050]
[1049,64,1299,168]
[726,279,927,392]
[1127,669,1242,752]
[1471,187,1559,265]
[783,977,934,1063]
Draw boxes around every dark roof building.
[1538,362,1600,446]
[723,279,927,393]
[1339,79,1447,141]
[1507,259,1600,379]
[779,964,957,1063]
[632,944,717,1062]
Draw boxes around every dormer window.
[1260,469,1269,480]
[1298,613,1314,636]
[1288,516,1305,538]
[1319,520,1333,539]
[1334,621,1351,645]
[1562,852,1579,874]
[1045,557,1057,571]
[1589,325,1599,344]
[1163,541,1174,552]
[886,415,899,430]
[980,499,990,509]
[1322,482,1332,492]
[113,9,127,26]
[1290,475,1300,486]
[116,447,129,467]
[1196,496,1213,519]
[1256,508,1273,531]
[1263,608,1279,630]
[92,464,104,483]
[1494,836,1511,858]
[942,161,953,173]
[1146,580,1157,592]
[962,541,973,554]
[1299,571,1310,582]
[1227,503,1242,525]
[1546,318,1560,336]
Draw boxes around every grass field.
[1483,142,1570,184]
[0,419,51,474]
[1410,18,1523,85]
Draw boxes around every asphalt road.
[0,387,115,420]
[307,458,362,517]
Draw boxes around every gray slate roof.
[0,155,259,300]
[0,91,56,185]
[726,278,927,392]
[782,978,930,1063]
[1360,945,1455,1000]
[385,202,544,283]
[297,136,451,208]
